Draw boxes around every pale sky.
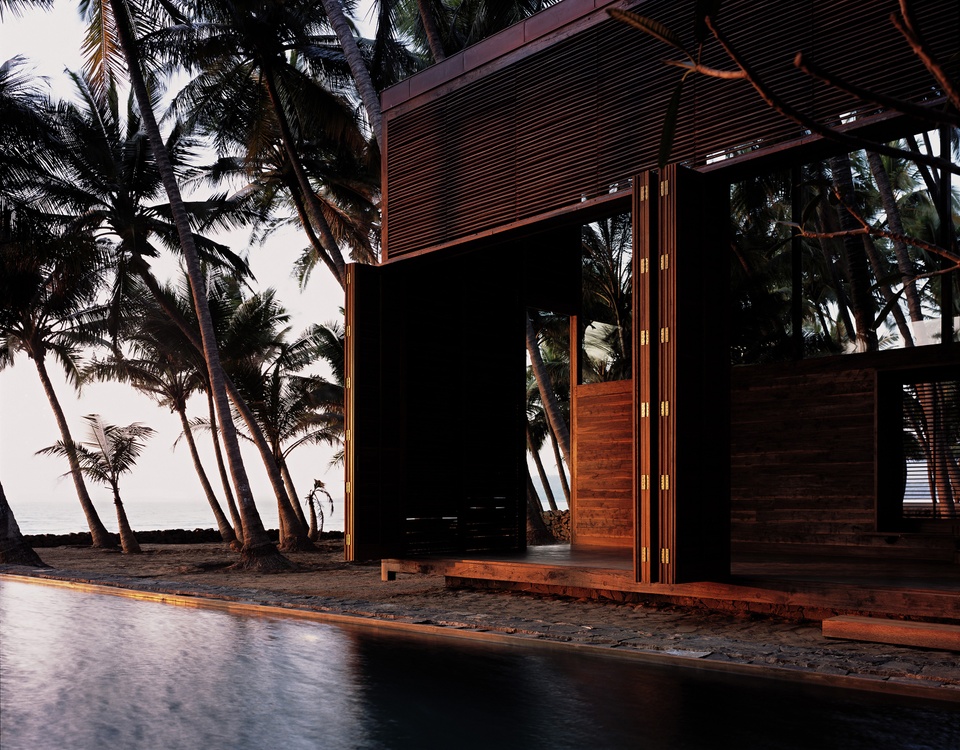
[0,2,351,533]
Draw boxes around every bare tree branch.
[793,51,960,129]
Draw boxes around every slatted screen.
[384,0,959,258]
[902,380,960,519]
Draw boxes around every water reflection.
[3,579,960,750]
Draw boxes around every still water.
[2,578,960,750]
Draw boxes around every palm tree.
[171,0,377,288]
[78,0,289,569]
[0,479,47,566]
[38,414,154,553]
[89,285,242,548]
[0,214,115,549]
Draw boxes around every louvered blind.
[384,0,959,259]
[902,380,960,519]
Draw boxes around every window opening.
[902,378,960,520]
[580,212,633,382]
[730,129,958,365]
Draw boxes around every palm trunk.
[176,406,239,549]
[109,0,287,570]
[830,154,878,352]
[306,493,319,541]
[526,314,571,465]
[548,424,571,505]
[417,0,447,62]
[867,151,925,325]
[134,244,306,549]
[32,355,113,548]
[321,0,383,143]
[525,468,555,545]
[527,428,558,511]
[207,391,244,540]
[279,458,308,530]
[261,65,347,285]
[0,480,47,566]
[111,484,141,554]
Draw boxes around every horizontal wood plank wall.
[383,0,959,259]
[572,379,634,547]
[730,363,876,552]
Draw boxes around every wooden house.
[343,0,960,620]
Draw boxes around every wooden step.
[823,615,960,651]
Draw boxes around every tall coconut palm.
[38,414,154,553]
[78,0,288,569]
[89,287,242,548]
[0,214,115,548]
[171,0,377,288]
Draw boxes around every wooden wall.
[730,349,960,560]
[731,364,875,551]
[572,379,633,547]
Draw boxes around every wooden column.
[634,171,658,583]
[634,165,730,584]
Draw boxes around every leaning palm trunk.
[0,480,47,566]
[526,314,571,465]
[134,270,309,549]
[206,392,244,540]
[525,468,555,545]
[320,0,383,143]
[279,459,308,530]
[32,356,113,548]
[417,0,447,62]
[260,65,347,286]
[548,424,571,504]
[108,0,287,570]
[527,428,558,511]
[176,406,239,549]
[110,485,141,554]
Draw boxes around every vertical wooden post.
[634,171,658,583]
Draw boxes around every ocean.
[11,495,344,536]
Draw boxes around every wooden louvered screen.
[383,0,958,259]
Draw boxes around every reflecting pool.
[2,578,959,750]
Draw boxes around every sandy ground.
[4,540,960,699]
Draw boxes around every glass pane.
[902,380,960,519]
[580,212,632,382]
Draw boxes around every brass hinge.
[345,429,351,441]
[641,546,648,563]
[660,401,669,417]
[639,257,649,274]
[640,402,649,418]
[640,474,649,491]
[660,474,670,491]
[345,533,351,545]
[346,377,351,388]
[660,253,670,270]
[345,269,351,284]
[660,327,670,344]
[345,481,351,493]
[639,184,648,202]
[346,325,351,336]
[660,548,670,564]
[660,179,669,197]
[640,330,649,346]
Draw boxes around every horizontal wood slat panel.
[573,380,633,547]
[384,0,959,259]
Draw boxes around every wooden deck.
[382,545,960,623]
